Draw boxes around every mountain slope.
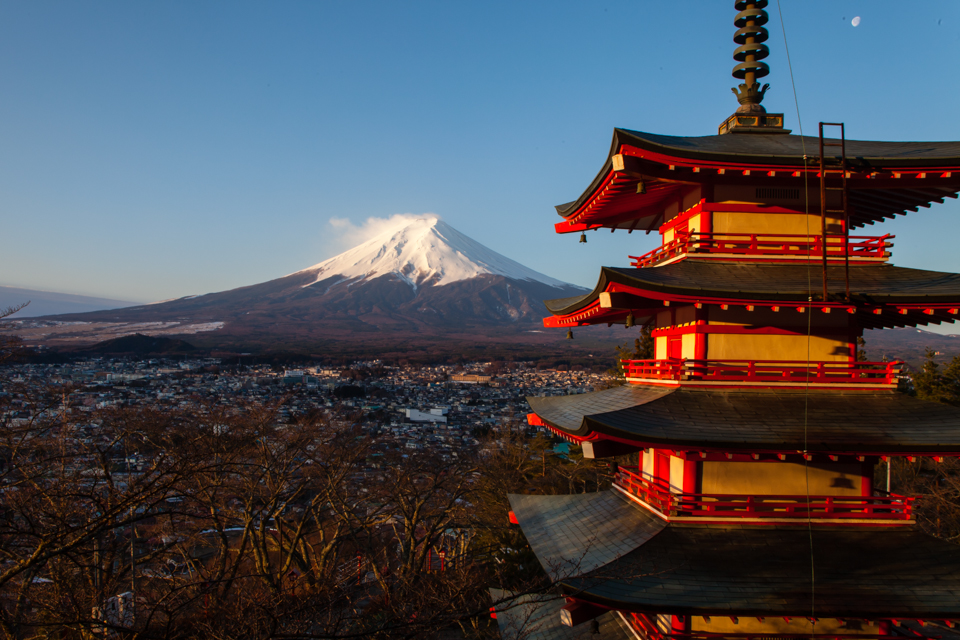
[21,217,586,348]
[295,217,567,290]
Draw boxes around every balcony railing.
[623,358,687,381]
[614,468,914,522]
[626,612,909,640]
[629,232,893,268]
[622,358,902,387]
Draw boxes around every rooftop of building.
[544,263,960,331]
[527,385,960,456]
[510,489,960,619]
[489,588,634,640]
[554,128,960,233]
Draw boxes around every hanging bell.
[579,232,587,244]
[625,312,635,328]
[636,179,646,195]
[566,329,574,340]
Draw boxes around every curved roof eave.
[510,491,960,619]
[563,525,960,619]
[554,128,960,220]
[528,386,960,454]
[543,263,960,318]
[554,130,622,218]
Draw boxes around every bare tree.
[0,403,207,638]
[0,379,630,639]
[0,303,28,364]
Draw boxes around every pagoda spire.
[718,0,789,134]
[731,0,770,113]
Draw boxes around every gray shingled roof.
[527,386,960,453]
[508,491,666,581]
[555,129,960,224]
[565,524,960,618]
[509,493,960,619]
[619,129,960,165]
[489,589,634,640]
[544,263,960,316]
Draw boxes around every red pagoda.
[499,2,960,639]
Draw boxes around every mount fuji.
[30,217,587,351]
[297,217,568,292]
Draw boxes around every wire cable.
[775,0,817,631]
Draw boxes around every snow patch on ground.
[0,321,224,345]
[177,322,224,333]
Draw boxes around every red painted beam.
[560,599,607,627]
[526,412,546,427]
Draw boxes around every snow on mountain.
[296,216,571,291]
[24,216,591,347]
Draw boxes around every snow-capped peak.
[295,216,569,291]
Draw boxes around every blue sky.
[2,1,959,306]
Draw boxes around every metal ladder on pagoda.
[818,122,850,302]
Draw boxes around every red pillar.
[683,459,699,494]
[672,614,689,634]
[655,450,670,489]
[861,458,874,497]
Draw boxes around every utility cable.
[776,0,817,631]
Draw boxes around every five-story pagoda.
[498,2,960,639]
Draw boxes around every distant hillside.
[863,327,960,369]
[78,333,197,357]
[0,285,137,317]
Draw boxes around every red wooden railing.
[629,232,893,268]
[615,467,674,513]
[622,358,686,381]
[635,633,916,640]
[615,468,914,521]
[622,358,902,386]
[627,612,914,640]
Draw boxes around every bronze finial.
[731,0,770,113]
[718,0,789,134]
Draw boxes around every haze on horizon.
[1,2,959,315]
